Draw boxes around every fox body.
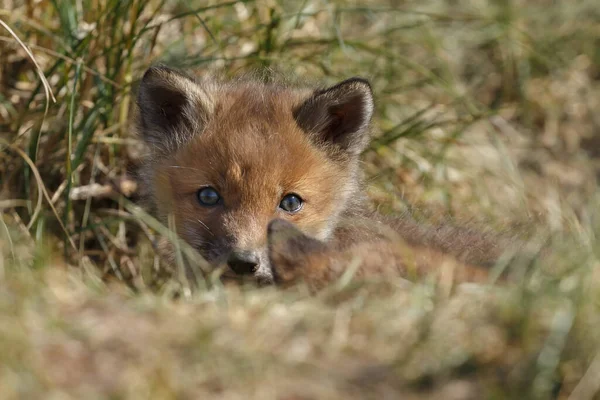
[267,219,493,292]
[136,66,503,287]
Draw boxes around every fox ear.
[136,65,213,152]
[294,78,374,156]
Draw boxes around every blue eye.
[197,187,220,206]
[279,193,303,213]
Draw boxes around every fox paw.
[267,219,326,284]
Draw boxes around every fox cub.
[136,66,505,289]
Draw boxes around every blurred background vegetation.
[1,0,599,398]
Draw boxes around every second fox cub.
[136,66,506,288]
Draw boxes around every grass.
[1,0,600,398]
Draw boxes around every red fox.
[136,66,508,288]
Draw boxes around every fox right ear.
[136,65,213,152]
[294,77,374,157]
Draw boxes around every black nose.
[227,250,259,275]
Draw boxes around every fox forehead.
[165,84,341,192]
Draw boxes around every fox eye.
[279,193,303,213]
[197,187,220,206]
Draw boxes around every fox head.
[136,66,374,283]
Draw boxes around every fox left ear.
[294,78,374,156]
[136,65,213,153]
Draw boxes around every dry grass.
[1,0,600,398]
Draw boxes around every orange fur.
[135,66,506,287]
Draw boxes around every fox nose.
[227,250,259,275]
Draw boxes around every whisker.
[167,165,203,172]
[197,219,215,237]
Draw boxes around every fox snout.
[225,247,273,283]
[227,250,259,275]
[226,219,312,284]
